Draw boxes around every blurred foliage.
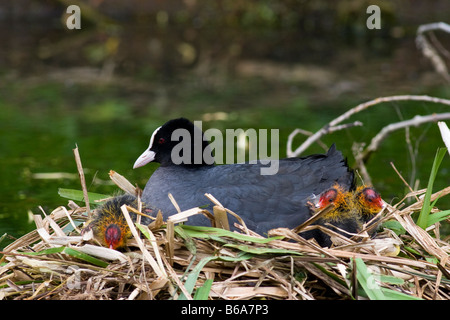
[4,0,445,77]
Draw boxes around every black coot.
[133,118,354,235]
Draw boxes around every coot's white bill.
[133,149,156,169]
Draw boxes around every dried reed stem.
[73,145,91,218]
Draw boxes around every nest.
[1,171,450,300]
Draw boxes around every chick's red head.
[357,187,385,215]
[104,224,124,249]
[317,188,338,210]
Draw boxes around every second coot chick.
[354,186,385,224]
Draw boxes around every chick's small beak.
[316,199,324,209]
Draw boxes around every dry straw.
[0,167,449,300]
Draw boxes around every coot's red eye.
[158,138,165,144]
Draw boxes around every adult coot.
[133,118,355,235]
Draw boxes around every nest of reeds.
[1,166,450,301]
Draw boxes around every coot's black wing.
[199,144,354,232]
[142,145,354,234]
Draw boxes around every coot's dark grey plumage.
[133,118,354,236]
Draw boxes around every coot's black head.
[133,118,214,168]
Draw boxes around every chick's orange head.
[91,208,131,250]
[317,185,350,209]
[356,187,384,215]
[317,188,338,209]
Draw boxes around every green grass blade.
[178,256,217,300]
[174,225,197,255]
[177,249,258,300]
[22,246,109,268]
[58,188,108,204]
[0,233,8,247]
[382,220,406,235]
[378,274,404,285]
[380,288,422,300]
[193,279,213,300]
[180,225,281,244]
[223,243,303,256]
[427,209,450,226]
[403,246,422,256]
[22,246,66,256]
[62,247,109,268]
[354,258,421,300]
[354,258,386,300]
[219,252,254,262]
[312,262,350,289]
[417,148,447,229]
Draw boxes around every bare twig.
[351,112,450,183]
[359,112,450,162]
[288,95,450,157]
[417,22,450,35]
[416,22,450,83]
[390,162,420,202]
[351,142,372,185]
[287,129,326,153]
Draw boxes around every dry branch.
[354,113,450,173]
[288,95,450,158]
[416,22,450,83]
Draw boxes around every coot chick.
[311,184,385,247]
[354,186,385,224]
[83,194,155,249]
[312,184,361,247]
[133,118,355,235]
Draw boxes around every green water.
[1,77,450,248]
